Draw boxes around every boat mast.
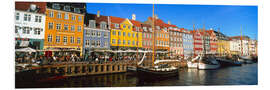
[240,26,243,56]
[151,2,155,67]
[203,24,206,55]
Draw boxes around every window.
[112,39,116,44]
[23,27,26,34]
[104,41,108,47]
[57,12,61,18]
[64,24,68,31]
[49,11,54,17]
[16,13,19,20]
[56,36,60,43]
[143,27,147,31]
[91,31,96,36]
[123,32,126,36]
[27,14,31,21]
[70,36,74,43]
[112,31,116,35]
[128,26,131,29]
[89,20,95,28]
[104,32,108,38]
[97,41,101,47]
[123,25,126,28]
[128,40,130,45]
[132,33,135,37]
[63,36,67,44]
[64,13,69,19]
[97,32,101,37]
[26,27,30,34]
[72,15,75,20]
[64,6,71,11]
[118,39,121,44]
[128,32,131,37]
[48,34,52,42]
[71,25,75,31]
[78,16,82,21]
[48,22,53,29]
[34,28,41,35]
[35,16,38,22]
[38,16,41,22]
[115,24,119,28]
[132,41,135,45]
[74,8,80,13]
[77,26,81,32]
[77,37,81,44]
[118,31,121,36]
[100,22,107,29]
[123,40,126,45]
[85,40,90,46]
[91,40,95,47]
[52,4,60,9]
[15,26,19,33]
[24,14,27,21]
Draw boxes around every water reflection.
[16,63,257,88]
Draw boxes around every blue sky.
[86,3,258,40]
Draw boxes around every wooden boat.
[197,55,220,70]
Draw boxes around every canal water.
[16,63,257,88]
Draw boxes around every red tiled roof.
[130,19,142,27]
[110,16,125,24]
[15,2,46,14]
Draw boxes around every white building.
[249,39,257,56]
[230,36,250,56]
[15,3,46,50]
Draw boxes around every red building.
[191,30,203,57]
[206,30,218,54]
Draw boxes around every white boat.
[187,55,200,69]
[197,55,220,70]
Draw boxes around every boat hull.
[187,62,198,69]
[136,67,179,80]
[198,63,220,70]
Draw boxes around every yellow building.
[217,40,230,56]
[109,16,142,50]
[44,3,85,56]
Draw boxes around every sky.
[86,3,258,40]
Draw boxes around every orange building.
[144,16,170,51]
[43,2,85,56]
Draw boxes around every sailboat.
[136,3,179,79]
[238,26,253,64]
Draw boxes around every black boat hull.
[136,67,179,80]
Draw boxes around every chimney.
[168,21,171,25]
[132,14,136,20]
[97,10,100,17]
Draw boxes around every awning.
[15,47,36,52]
[19,41,29,47]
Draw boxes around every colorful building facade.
[144,17,170,51]
[109,16,142,50]
[181,29,194,59]
[15,2,46,51]
[83,13,110,54]
[191,30,203,57]
[141,23,153,50]
[44,2,85,56]
[214,31,230,56]
[206,30,218,54]
[169,25,183,58]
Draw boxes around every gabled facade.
[168,25,183,58]
[144,17,170,51]
[44,2,85,56]
[15,2,46,50]
[109,16,142,50]
[229,36,250,56]
[206,30,218,54]
[141,23,153,50]
[181,28,194,59]
[191,30,203,57]
[83,12,110,54]
[214,31,230,56]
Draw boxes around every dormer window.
[64,6,71,11]
[100,22,107,29]
[74,8,80,13]
[149,28,153,32]
[52,4,60,10]
[115,24,119,28]
[89,20,96,28]
[143,27,147,31]
[136,27,140,31]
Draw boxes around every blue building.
[181,29,194,59]
[83,12,110,55]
